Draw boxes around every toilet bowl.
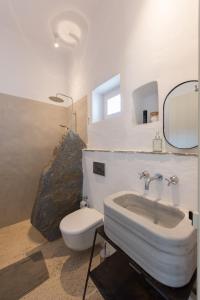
[60,207,103,251]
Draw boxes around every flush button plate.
[93,162,105,176]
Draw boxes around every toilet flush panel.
[93,162,105,176]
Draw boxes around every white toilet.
[60,207,103,251]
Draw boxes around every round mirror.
[163,80,198,149]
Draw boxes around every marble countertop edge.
[82,148,198,157]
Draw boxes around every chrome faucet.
[139,170,150,180]
[139,171,163,190]
[144,173,163,190]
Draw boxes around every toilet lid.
[60,208,103,234]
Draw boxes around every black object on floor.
[0,251,49,300]
[83,226,196,300]
[91,252,163,300]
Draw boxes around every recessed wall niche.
[133,81,159,125]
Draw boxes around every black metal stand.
[82,229,98,300]
[83,226,196,300]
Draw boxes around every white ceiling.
[0,0,101,102]
[0,0,100,78]
[0,0,100,56]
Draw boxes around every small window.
[106,94,121,116]
[91,74,121,123]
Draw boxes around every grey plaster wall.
[74,96,88,144]
[0,93,86,228]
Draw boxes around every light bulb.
[54,42,60,48]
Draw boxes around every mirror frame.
[163,80,198,149]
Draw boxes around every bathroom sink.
[114,193,184,229]
[104,191,197,288]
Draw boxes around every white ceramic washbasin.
[104,191,197,288]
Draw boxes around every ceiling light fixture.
[53,35,60,48]
[54,42,59,48]
[57,20,81,46]
[51,11,88,50]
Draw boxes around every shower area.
[0,92,87,229]
[0,93,95,300]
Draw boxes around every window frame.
[91,74,121,124]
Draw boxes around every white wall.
[74,1,198,212]
[83,151,198,213]
[71,0,198,151]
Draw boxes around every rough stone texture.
[31,130,86,241]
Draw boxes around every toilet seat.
[60,207,104,251]
[60,207,103,235]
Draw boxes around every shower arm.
[56,93,77,132]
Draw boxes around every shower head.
[49,93,77,132]
[49,93,73,104]
[49,96,64,103]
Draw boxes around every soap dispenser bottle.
[153,131,162,152]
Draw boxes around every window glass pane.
[107,94,121,115]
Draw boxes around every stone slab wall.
[31,130,86,241]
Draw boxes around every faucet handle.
[165,176,179,186]
[139,170,150,179]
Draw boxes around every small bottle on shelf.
[153,131,162,152]
[143,110,148,123]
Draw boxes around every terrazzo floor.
[0,220,196,300]
[0,220,103,300]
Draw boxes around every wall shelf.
[90,252,164,300]
[133,81,159,125]
[82,148,198,157]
